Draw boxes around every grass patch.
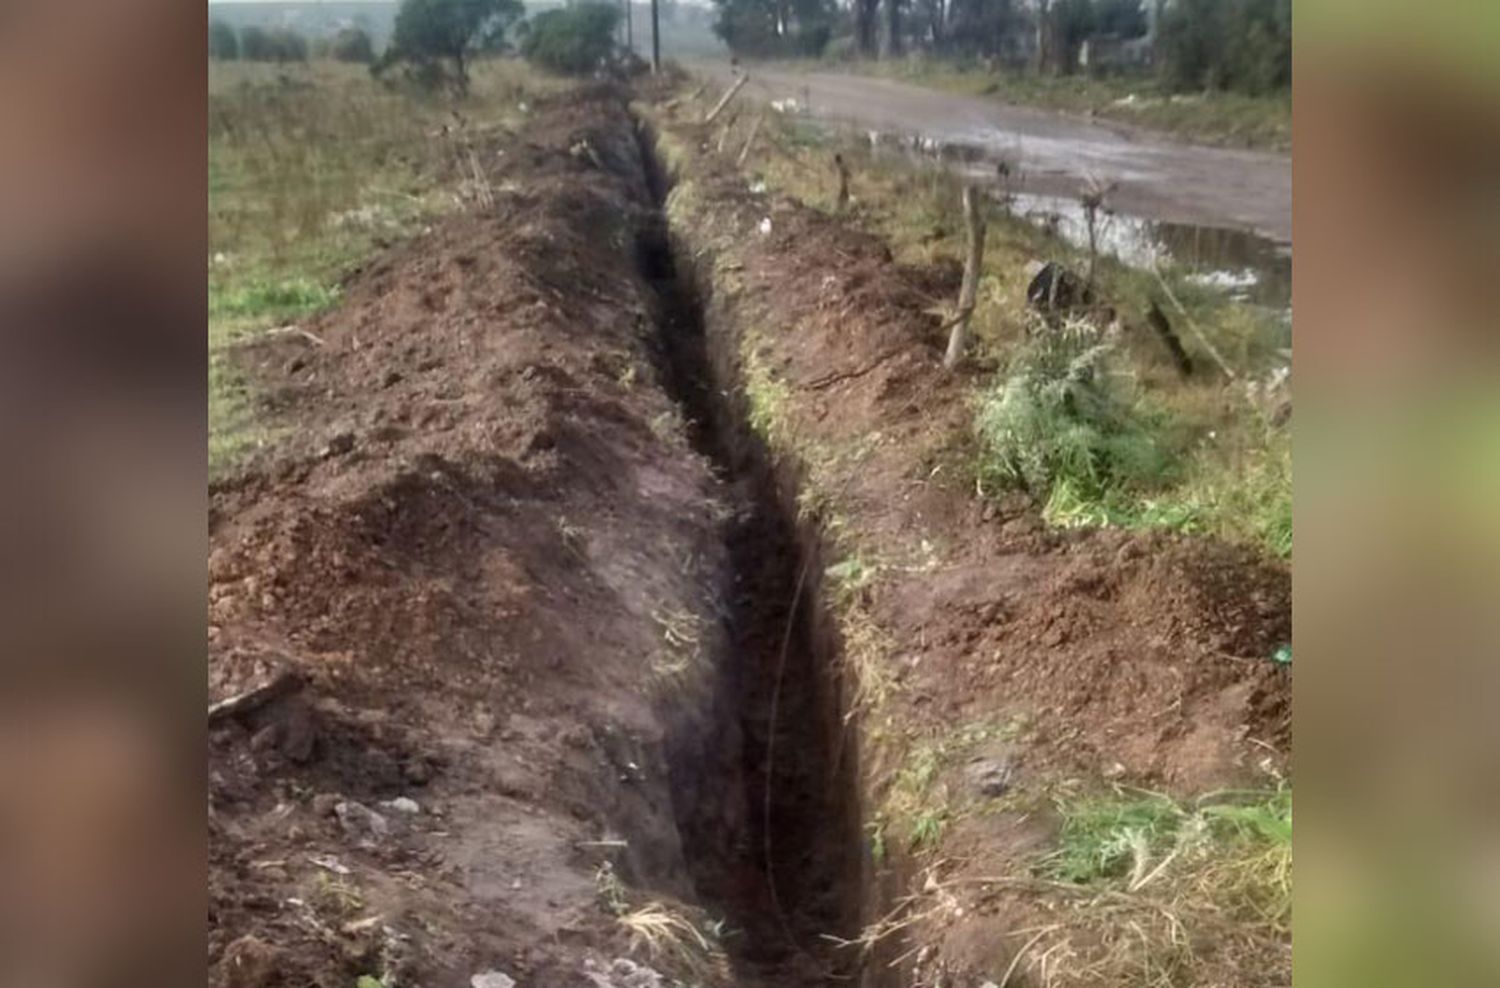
[1043,786,1292,927]
[210,276,340,321]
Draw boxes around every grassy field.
[768,56,1292,152]
[208,58,565,475]
[734,110,1292,557]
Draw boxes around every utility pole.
[650,0,661,72]
[623,0,633,56]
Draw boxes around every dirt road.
[689,61,1292,244]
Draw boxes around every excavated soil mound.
[210,86,746,988]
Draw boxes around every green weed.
[975,321,1177,503]
[1041,786,1292,925]
[211,276,339,320]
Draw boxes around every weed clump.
[976,320,1175,505]
[1042,786,1292,927]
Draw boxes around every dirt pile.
[210,86,749,988]
[650,101,1291,986]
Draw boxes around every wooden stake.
[943,185,986,370]
[1151,264,1236,380]
[1146,300,1193,378]
[737,113,765,167]
[704,73,749,125]
[715,109,740,153]
[834,153,851,212]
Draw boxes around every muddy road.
[688,60,1292,246]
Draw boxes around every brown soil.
[210,85,757,988]
[209,77,1291,988]
[652,96,1291,985]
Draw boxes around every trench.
[633,126,867,986]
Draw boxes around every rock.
[218,935,283,988]
[470,972,516,988]
[311,793,342,818]
[382,797,420,815]
[964,755,1015,797]
[1026,261,1092,314]
[323,432,356,457]
[335,800,389,841]
[279,700,318,762]
[583,958,664,988]
[401,757,434,785]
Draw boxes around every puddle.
[1001,190,1293,314]
[799,117,1293,318]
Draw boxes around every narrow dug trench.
[634,129,866,987]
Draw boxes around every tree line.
[209,21,376,64]
[210,1,627,88]
[710,0,1290,95]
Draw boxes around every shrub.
[976,321,1174,504]
[240,26,310,63]
[520,3,620,75]
[209,20,239,60]
[330,27,377,63]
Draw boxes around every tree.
[330,26,377,63]
[880,0,903,57]
[1046,0,1094,72]
[520,3,621,74]
[711,0,835,57]
[1092,0,1146,38]
[1157,0,1288,94]
[380,0,525,91]
[209,20,239,60]
[855,0,880,55]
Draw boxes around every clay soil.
[209,78,1290,988]
[210,85,756,988]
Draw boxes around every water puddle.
[1001,190,1293,313]
[794,116,1292,319]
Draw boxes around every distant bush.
[520,3,620,75]
[329,27,377,63]
[240,26,310,63]
[209,20,240,60]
